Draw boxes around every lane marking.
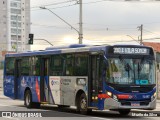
[0,104,11,107]
[0,104,21,107]
[2,117,20,120]
[90,117,113,120]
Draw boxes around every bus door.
[40,57,50,102]
[89,55,102,107]
[14,59,21,99]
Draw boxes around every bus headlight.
[154,92,156,98]
[151,92,156,101]
[106,91,118,101]
[106,91,112,97]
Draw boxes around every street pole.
[79,0,83,44]
[140,24,143,45]
[16,15,18,52]
[138,24,143,45]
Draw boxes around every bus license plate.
[131,102,140,107]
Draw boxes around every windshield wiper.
[119,56,133,84]
[125,63,132,71]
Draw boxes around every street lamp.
[34,39,53,46]
[39,6,82,44]
[16,14,18,52]
[126,35,140,44]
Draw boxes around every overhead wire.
[84,37,160,44]
[31,0,77,9]
[31,3,77,12]
[143,29,160,36]
[82,0,160,4]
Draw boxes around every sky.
[30,0,160,50]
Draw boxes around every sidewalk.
[0,87,2,91]
[157,99,160,103]
[0,87,5,98]
[0,87,7,99]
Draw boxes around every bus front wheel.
[24,90,32,108]
[77,93,88,114]
[118,109,130,116]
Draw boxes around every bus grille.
[121,101,150,106]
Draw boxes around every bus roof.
[45,44,90,50]
[5,44,153,58]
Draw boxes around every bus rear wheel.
[24,90,40,108]
[118,109,130,116]
[77,93,89,114]
[24,90,32,108]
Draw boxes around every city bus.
[3,44,156,115]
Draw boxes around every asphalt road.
[0,89,160,120]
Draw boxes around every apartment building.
[0,0,30,54]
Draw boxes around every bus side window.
[6,58,15,75]
[30,56,40,76]
[29,57,33,76]
[75,54,88,76]
[21,57,30,76]
[50,55,64,76]
[65,54,74,76]
[35,57,40,76]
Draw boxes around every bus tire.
[32,102,40,108]
[118,109,130,116]
[77,93,88,114]
[24,90,32,108]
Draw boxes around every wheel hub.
[26,94,30,106]
[80,98,87,109]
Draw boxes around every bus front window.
[106,58,155,85]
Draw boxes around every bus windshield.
[106,57,155,85]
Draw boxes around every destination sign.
[113,47,149,55]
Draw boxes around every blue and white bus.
[3,44,156,115]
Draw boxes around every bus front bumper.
[104,98,156,110]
